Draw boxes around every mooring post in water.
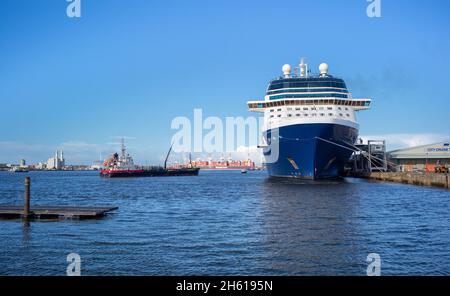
[24,177,31,218]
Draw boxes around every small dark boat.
[100,140,199,178]
[10,167,29,173]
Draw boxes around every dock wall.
[368,172,450,190]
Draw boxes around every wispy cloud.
[232,145,263,163]
[0,141,51,164]
[61,141,102,151]
[0,141,49,152]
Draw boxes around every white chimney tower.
[299,58,308,78]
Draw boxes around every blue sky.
[1,0,449,164]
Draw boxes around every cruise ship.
[247,59,371,179]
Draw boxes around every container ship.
[247,59,371,179]
[100,140,199,178]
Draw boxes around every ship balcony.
[247,100,266,113]
[351,98,372,111]
[247,98,371,112]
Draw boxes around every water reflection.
[257,178,365,275]
[22,219,31,247]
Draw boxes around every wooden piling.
[0,177,118,220]
[23,177,31,218]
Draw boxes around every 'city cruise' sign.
[427,143,450,153]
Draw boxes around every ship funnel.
[282,64,291,78]
[299,58,308,78]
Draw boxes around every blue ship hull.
[264,123,358,179]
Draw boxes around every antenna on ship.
[121,138,126,160]
[164,142,174,170]
[299,58,307,78]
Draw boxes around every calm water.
[0,170,449,275]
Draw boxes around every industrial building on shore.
[388,142,450,172]
[47,150,65,170]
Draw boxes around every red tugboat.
[100,139,199,178]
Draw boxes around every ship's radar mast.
[299,58,308,78]
[121,138,126,160]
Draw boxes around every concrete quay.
[368,172,449,190]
